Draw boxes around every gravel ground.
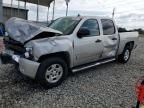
[0,38,144,108]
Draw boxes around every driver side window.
[80,19,100,36]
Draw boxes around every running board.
[72,58,116,73]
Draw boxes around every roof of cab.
[58,16,113,20]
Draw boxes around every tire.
[36,57,68,89]
[118,46,131,63]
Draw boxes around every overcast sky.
[3,0,144,29]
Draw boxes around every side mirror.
[77,28,90,38]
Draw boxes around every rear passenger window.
[101,19,115,35]
[81,19,100,36]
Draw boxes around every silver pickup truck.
[1,17,138,88]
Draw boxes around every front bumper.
[0,50,40,79]
[0,51,19,64]
[19,58,40,79]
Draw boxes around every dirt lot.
[0,38,144,108]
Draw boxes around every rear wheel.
[36,57,68,88]
[118,46,131,63]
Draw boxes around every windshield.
[49,17,81,35]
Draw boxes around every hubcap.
[45,64,63,83]
[124,49,130,61]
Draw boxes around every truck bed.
[118,32,139,54]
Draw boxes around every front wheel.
[36,57,68,88]
[118,46,131,63]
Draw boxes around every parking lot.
[0,37,144,108]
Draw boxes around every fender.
[25,36,74,67]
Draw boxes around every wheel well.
[38,52,70,67]
[125,41,134,50]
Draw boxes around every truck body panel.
[118,32,139,54]
[25,36,74,67]
[1,17,139,79]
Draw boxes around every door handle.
[95,39,102,43]
[112,38,117,40]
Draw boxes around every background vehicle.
[0,23,5,36]
[1,17,139,88]
[0,23,5,54]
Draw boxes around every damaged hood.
[5,17,63,43]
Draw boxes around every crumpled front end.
[5,17,63,44]
[0,50,40,79]
[1,17,64,78]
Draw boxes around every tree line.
[118,27,144,34]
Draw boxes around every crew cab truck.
[1,17,138,88]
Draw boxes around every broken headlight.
[24,47,33,59]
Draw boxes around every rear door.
[100,19,119,58]
[74,19,103,66]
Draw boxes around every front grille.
[3,36,25,54]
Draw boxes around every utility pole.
[18,0,20,17]
[112,8,116,19]
[52,0,55,21]
[66,3,68,16]
[24,0,26,10]
[65,0,70,16]
[47,5,50,25]
[11,0,13,17]
[36,0,39,22]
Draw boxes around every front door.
[101,19,119,58]
[74,19,103,66]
